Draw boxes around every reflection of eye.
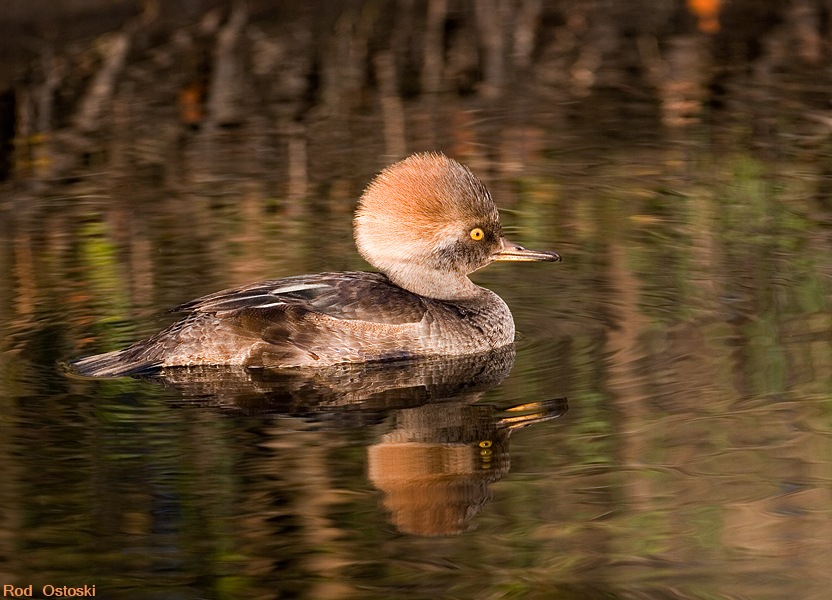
[478,440,494,469]
[470,228,484,240]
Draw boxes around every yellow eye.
[470,227,484,241]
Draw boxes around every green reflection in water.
[2,144,832,599]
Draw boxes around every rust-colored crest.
[355,153,499,271]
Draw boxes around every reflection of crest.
[131,345,567,536]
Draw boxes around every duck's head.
[354,152,560,300]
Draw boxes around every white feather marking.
[269,283,329,296]
[252,301,289,308]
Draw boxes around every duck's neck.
[387,267,482,301]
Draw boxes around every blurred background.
[2,1,832,599]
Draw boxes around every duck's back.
[71,271,514,377]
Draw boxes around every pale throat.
[386,263,482,301]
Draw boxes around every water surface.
[4,141,832,600]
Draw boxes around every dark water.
[4,141,832,600]
[3,2,832,599]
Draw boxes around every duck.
[72,152,560,377]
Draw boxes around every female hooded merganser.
[72,152,560,377]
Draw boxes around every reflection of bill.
[368,397,567,536]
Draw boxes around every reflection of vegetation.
[77,219,133,349]
[3,143,832,597]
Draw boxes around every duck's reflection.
[367,396,567,535]
[137,346,567,536]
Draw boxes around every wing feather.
[171,272,428,325]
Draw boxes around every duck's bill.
[492,237,561,262]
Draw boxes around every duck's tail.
[71,349,162,378]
